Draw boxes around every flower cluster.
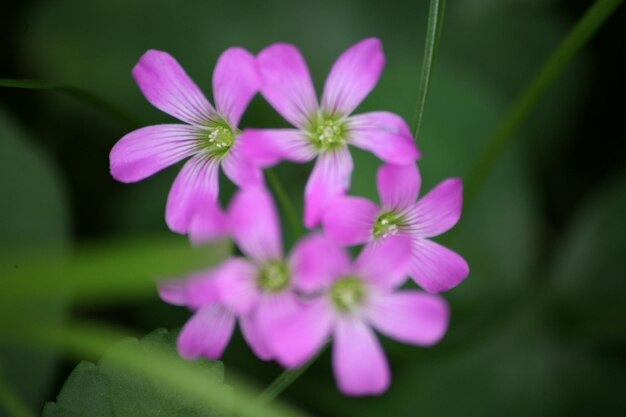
[110,38,469,396]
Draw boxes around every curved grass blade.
[411,0,446,142]
[0,78,139,127]
[465,0,624,202]
[1,236,231,305]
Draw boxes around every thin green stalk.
[411,0,446,141]
[254,347,324,407]
[464,0,624,202]
[0,78,139,127]
[266,168,303,238]
[0,371,36,417]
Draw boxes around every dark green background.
[1,0,625,416]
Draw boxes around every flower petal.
[229,187,283,262]
[188,201,229,246]
[289,233,352,293]
[199,258,259,315]
[321,38,385,116]
[367,290,449,346]
[110,124,198,183]
[322,197,378,246]
[246,292,301,361]
[265,298,333,368]
[332,317,390,396]
[238,128,317,168]
[133,50,215,125]
[349,111,420,165]
[177,305,235,360]
[257,43,318,128]
[157,279,188,306]
[376,163,421,211]
[157,269,220,309]
[221,140,264,188]
[355,235,412,289]
[212,47,259,127]
[166,155,220,234]
[409,239,469,293]
[410,178,463,237]
[304,147,353,228]
[240,314,273,361]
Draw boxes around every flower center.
[307,115,348,152]
[257,261,290,292]
[198,122,236,158]
[330,277,366,312]
[373,212,403,239]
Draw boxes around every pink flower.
[264,236,449,396]
[109,48,261,236]
[239,38,420,228]
[322,163,469,293]
[157,188,349,360]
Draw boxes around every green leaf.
[0,107,70,417]
[43,329,231,417]
[42,362,112,417]
[546,171,626,416]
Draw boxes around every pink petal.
[240,314,273,361]
[228,187,283,262]
[322,197,378,246]
[409,239,469,293]
[157,279,187,306]
[245,292,301,361]
[177,305,235,360]
[166,155,220,234]
[257,43,318,128]
[188,201,229,246]
[349,111,420,165]
[332,317,390,396]
[410,178,463,237]
[133,50,215,125]
[321,38,385,116]
[110,124,198,183]
[221,140,264,188]
[289,233,352,293]
[265,298,333,368]
[197,258,259,315]
[238,128,317,168]
[355,235,412,289]
[367,290,449,346]
[304,147,353,228]
[376,163,421,211]
[212,47,259,127]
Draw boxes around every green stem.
[266,169,303,239]
[255,349,323,406]
[464,0,624,202]
[411,0,446,141]
[0,370,36,417]
[0,78,139,127]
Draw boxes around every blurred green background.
[1,0,625,416]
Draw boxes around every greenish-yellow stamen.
[197,121,236,158]
[330,277,366,312]
[258,261,290,292]
[307,115,348,152]
[373,212,403,239]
